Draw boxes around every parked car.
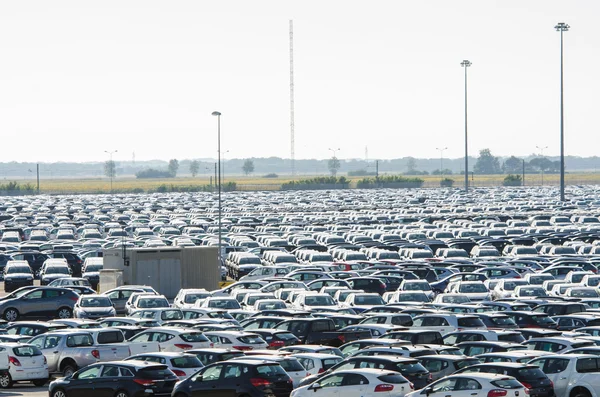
[0,287,78,321]
[0,343,49,388]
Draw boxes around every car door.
[18,289,45,317]
[340,373,370,397]
[67,364,102,397]
[42,335,64,373]
[94,365,122,397]
[529,357,570,397]
[191,364,225,393]
[128,332,154,354]
[220,363,246,394]
[43,289,62,316]
[421,358,448,381]
[453,376,484,397]
[309,373,342,397]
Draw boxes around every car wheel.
[3,308,18,322]
[33,379,48,387]
[52,389,67,397]
[62,364,77,378]
[115,391,129,397]
[571,388,592,397]
[57,307,73,319]
[0,372,12,388]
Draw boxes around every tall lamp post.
[555,22,569,202]
[436,147,448,181]
[328,148,340,158]
[104,150,117,193]
[536,145,548,186]
[211,111,222,266]
[461,60,472,193]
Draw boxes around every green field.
[6,172,600,194]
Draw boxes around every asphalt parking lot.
[1,384,47,396]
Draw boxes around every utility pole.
[36,164,40,194]
[461,60,472,193]
[522,159,525,186]
[555,22,569,201]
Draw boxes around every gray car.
[0,287,79,321]
[101,285,157,315]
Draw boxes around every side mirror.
[310,383,321,391]
[424,387,432,396]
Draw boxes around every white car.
[128,327,212,352]
[491,279,529,300]
[529,354,600,397]
[0,343,49,388]
[199,297,242,310]
[73,295,116,319]
[203,331,268,351]
[125,293,169,315]
[405,373,526,397]
[129,308,184,325]
[173,289,211,309]
[290,353,343,376]
[125,352,204,379]
[398,280,434,300]
[291,368,413,397]
[448,281,491,301]
[292,293,338,311]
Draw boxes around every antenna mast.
[289,20,296,177]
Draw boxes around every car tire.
[3,308,18,322]
[33,379,48,387]
[0,372,12,388]
[51,388,67,397]
[115,391,129,397]
[62,364,77,378]
[57,307,73,319]
[571,389,592,397]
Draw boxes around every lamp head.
[212,111,221,116]
[555,22,570,31]
[461,60,472,67]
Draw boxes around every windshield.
[305,296,335,306]
[81,297,112,307]
[7,267,31,274]
[184,294,210,303]
[355,295,385,305]
[404,282,431,292]
[47,266,69,274]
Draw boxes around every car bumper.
[10,367,48,381]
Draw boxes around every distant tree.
[503,156,523,174]
[189,160,200,177]
[406,157,417,174]
[168,159,179,177]
[503,174,523,186]
[328,157,341,177]
[242,159,255,176]
[474,149,501,174]
[432,168,453,175]
[104,160,116,178]
[136,168,173,178]
[529,157,559,173]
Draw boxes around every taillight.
[337,334,346,344]
[318,368,325,374]
[133,379,156,387]
[250,378,272,387]
[43,356,47,364]
[487,390,508,397]
[8,356,20,367]
[409,382,415,390]
[233,346,253,351]
[174,344,193,350]
[374,384,394,392]
[172,369,186,377]
[428,373,433,382]
[550,380,554,389]
[70,296,79,302]
[520,382,532,389]
[269,340,285,348]
[91,350,100,359]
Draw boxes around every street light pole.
[328,148,340,158]
[436,147,448,181]
[555,22,569,202]
[211,111,222,267]
[536,145,548,186]
[104,150,118,193]
[461,60,471,193]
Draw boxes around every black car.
[346,277,387,295]
[49,360,178,397]
[250,329,300,348]
[45,251,84,277]
[299,354,431,389]
[6,321,68,336]
[503,311,559,329]
[8,251,50,277]
[3,262,34,292]
[172,359,293,397]
[188,348,246,366]
[454,362,554,397]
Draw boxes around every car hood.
[4,273,33,279]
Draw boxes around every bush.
[263,173,279,178]
[281,176,350,190]
[440,178,454,187]
[136,168,173,179]
[356,175,424,189]
[0,181,35,196]
[503,174,523,186]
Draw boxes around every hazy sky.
[0,1,598,163]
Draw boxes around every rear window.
[517,367,546,379]
[276,332,298,341]
[66,334,94,347]
[457,317,485,327]
[397,362,427,374]
[456,359,480,369]
[171,356,203,368]
[180,333,209,343]
[491,379,524,389]
[576,358,600,373]
[377,374,408,384]
[280,359,305,372]
[256,364,287,376]
[137,367,176,380]
[497,333,525,343]
[161,310,183,321]
[238,335,265,344]
[13,346,42,356]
